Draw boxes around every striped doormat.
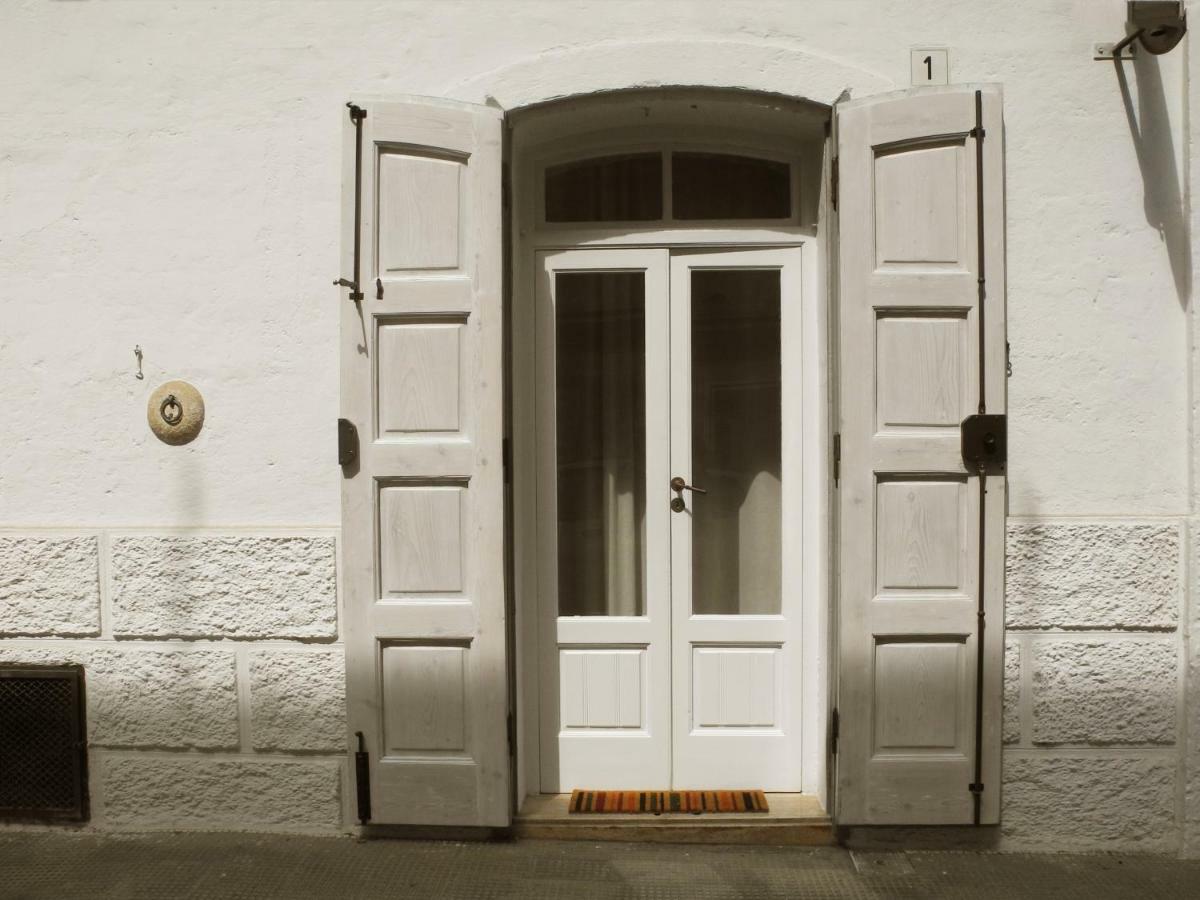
[568,789,769,814]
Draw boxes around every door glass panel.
[672,153,791,220]
[690,270,782,615]
[555,272,647,616]
[545,154,663,223]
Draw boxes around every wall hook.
[134,345,144,380]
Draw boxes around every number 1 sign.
[911,48,949,85]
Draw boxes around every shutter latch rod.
[968,89,989,828]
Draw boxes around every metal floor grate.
[0,665,88,821]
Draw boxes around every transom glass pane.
[690,269,782,615]
[672,152,791,220]
[545,154,663,223]
[555,272,647,616]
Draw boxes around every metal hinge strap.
[334,102,367,303]
[354,730,372,824]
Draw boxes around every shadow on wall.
[157,445,209,638]
[1113,54,1191,308]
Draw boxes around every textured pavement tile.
[1,833,1199,899]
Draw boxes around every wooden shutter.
[834,86,1006,825]
[340,97,508,826]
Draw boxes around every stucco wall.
[0,0,1196,852]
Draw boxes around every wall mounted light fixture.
[1096,1,1187,59]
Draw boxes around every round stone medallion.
[147,380,205,445]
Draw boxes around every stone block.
[101,756,342,831]
[1002,754,1177,852]
[250,649,346,752]
[110,536,336,639]
[0,536,100,636]
[1185,645,1200,858]
[1007,522,1179,629]
[0,644,238,750]
[1003,639,1020,745]
[1031,638,1176,745]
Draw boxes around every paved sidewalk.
[2,831,1198,899]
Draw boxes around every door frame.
[509,105,834,807]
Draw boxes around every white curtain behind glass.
[690,271,782,615]
[555,273,646,617]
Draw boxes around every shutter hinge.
[502,437,512,484]
[506,712,516,756]
[354,731,372,824]
[968,782,984,795]
[833,433,841,487]
[830,156,839,211]
[338,418,359,468]
[346,103,366,124]
[831,707,840,755]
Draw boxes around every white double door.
[537,246,804,791]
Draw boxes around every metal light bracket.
[1096,1,1186,59]
[1093,40,1138,60]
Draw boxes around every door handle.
[670,476,706,512]
[670,476,707,494]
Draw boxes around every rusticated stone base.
[100,756,343,831]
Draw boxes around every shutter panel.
[834,86,1006,825]
[341,97,508,826]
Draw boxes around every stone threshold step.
[513,793,835,845]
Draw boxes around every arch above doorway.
[444,38,892,112]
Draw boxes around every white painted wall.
[0,0,1197,852]
[0,0,1190,523]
